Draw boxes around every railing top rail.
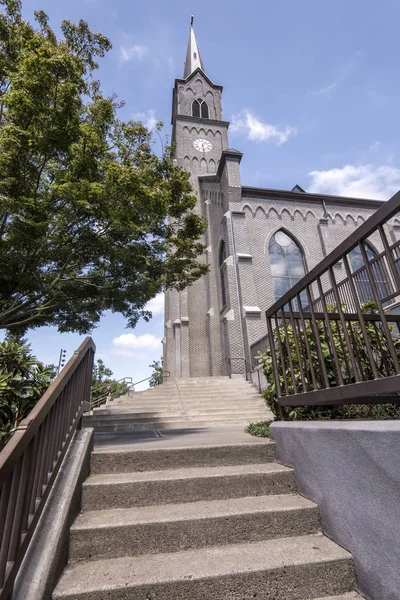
[0,336,95,480]
[265,189,400,318]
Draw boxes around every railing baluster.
[306,285,330,389]
[274,312,289,396]
[296,293,318,391]
[328,266,360,383]
[287,300,306,393]
[360,242,400,374]
[280,310,298,395]
[0,459,22,587]
[267,317,282,399]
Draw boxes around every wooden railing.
[251,189,400,410]
[0,337,95,600]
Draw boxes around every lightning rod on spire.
[190,16,194,27]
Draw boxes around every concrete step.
[112,399,264,407]
[91,441,277,474]
[85,408,269,421]
[94,401,268,413]
[82,462,296,509]
[70,494,320,563]
[114,392,263,401]
[53,534,356,599]
[83,417,269,432]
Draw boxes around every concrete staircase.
[84,376,273,431]
[53,430,362,599]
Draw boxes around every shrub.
[257,302,400,421]
[0,338,56,445]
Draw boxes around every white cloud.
[308,164,400,200]
[230,109,296,145]
[120,44,148,62]
[309,51,361,97]
[310,80,339,97]
[112,333,162,358]
[132,109,157,131]
[144,293,164,316]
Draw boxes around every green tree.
[0,337,56,444]
[0,1,207,335]
[91,358,129,404]
[148,358,163,387]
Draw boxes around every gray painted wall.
[270,420,400,600]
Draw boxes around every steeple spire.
[183,16,205,79]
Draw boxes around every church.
[163,20,385,379]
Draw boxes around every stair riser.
[82,470,296,510]
[69,506,320,563]
[83,418,266,432]
[85,410,268,423]
[111,398,264,406]
[92,404,267,414]
[91,443,276,474]
[53,559,356,600]
[114,393,263,400]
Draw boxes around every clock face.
[193,138,213,153]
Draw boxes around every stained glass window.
[219,240,227,308]
[269,230,306,305]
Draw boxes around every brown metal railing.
[251,189,400,410]
[0,337,95,600]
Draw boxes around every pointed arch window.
[348,243,390,304]
[269,230,306,305]
[192,98,209,119]
[219,240,228,308]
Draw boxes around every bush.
[257,302,400,421]
[0,338,56,445]
[245,420,273,438]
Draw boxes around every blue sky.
[16,0,400,387]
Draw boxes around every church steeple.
[183,17,205,79]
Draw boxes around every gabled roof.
[291,184,306,193]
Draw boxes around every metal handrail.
[225,356,263,393]
[89,371,172,412]
[0,337,95,599]
[253,188,400,410]
[90,377,134,410]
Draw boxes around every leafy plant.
[149,358,163,388]
[0,0,207,336]
[0,337,56,445]
[257,302,400,421]
[91,358,129,404]
[245,420,273,438]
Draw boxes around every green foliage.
[0,336,56,444]
[245,420,273,438]
[149,358,163,388]
[91,358,129,403]
[0,1,208,335]
[257,302,400,421]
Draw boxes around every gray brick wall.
[164,69,385,379]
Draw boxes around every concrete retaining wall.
[270,420,400,600]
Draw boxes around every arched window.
[219,240,228,308]
[269,230,306,305]
[192,99,200,118]
[348,243,390,303]
[192,98,209,119]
